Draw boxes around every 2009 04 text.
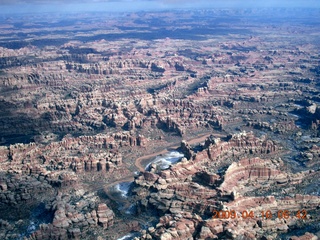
[212,210,308,220]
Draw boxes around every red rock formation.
[97,203,114,229]
[134,132,320,240]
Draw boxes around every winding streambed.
[105,133,224,239]
[111,151,184,211]
[112,151,184,240]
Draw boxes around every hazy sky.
[1,0,319,14]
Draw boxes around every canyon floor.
[0,8,319,240]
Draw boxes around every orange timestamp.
[212,209,308,220]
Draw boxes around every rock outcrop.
[133,133,320,239]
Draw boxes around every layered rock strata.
[133,133,320,239]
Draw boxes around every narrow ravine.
[104,132,225,239]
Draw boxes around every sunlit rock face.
[133,133,320,240]
[146,151,184,171]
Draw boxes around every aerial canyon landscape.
[0,5,319,240]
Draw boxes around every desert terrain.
[0,8,319,240]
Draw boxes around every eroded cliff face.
[133,132,320,240]
[0,8,319,240]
